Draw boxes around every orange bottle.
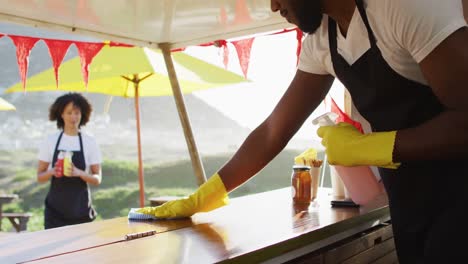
[291,165,312,205]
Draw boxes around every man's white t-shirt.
[298,0,466,133]
[298,0,467,85]
[298,0,466,180]
[38,131,102,173]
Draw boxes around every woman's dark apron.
[44,132,96,229]
[328,0,468,262]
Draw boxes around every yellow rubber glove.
[317,122,400,169]
[137,173,229,218]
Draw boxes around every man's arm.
[137,71,334,218]
[219,70,334,192]
[394,27,468,161]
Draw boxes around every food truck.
[0,1,466,263]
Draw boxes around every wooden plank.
[341,238,396,264]
[322,224,393,263]
[0,216,193,263]
[0,232,16,238]
[284,224,393,264]
[284,253,323,264]
[1,213,32,218]
[2,212,32,232]
[371,250,399,264]
[0,188,389,264]
[0,194,19,231]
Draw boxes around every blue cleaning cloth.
[128,208,159,220]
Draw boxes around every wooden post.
[159,43,207,186]
[134,78,145,207]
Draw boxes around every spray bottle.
[312,113,347,199]
[312,112,382,205]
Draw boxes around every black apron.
[44,132,96,229]
[327,0,468,262]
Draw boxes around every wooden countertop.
[0,188,389,264]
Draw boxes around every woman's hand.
[37,160,55,183]
[71,164,101,186]
[70,165,86,177]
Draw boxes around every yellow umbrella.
[6,45,247,206]
[7,46,244,96]
[0,97,16,111]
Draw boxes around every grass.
[0,148,329,232]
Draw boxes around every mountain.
[0,91,253,163]
[0,22,253,163]
[0,22,314,164]
[0,22,97,91]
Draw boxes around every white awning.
[0,0,292,48]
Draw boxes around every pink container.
[333,165,382,205]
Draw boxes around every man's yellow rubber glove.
[137,173,229,218]
[317,122,400,169]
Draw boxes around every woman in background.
[37,93,102,229]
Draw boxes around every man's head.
[271,0,324,34]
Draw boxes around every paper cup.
[330,166,346,199]
[310,166,320,201]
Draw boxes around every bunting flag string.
[272,28,304,65]
[44,39,73,89]
[233,0,252,25]
[219,6,228,26]
[295,29,304,66]
[9,36,40,91]
[75,42,104,90]
[0,27,301,89]
[213,40,229,70]
[231,38,255,79]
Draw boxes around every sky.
[186,30,345,142]
[0,22,346,146]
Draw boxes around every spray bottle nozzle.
[312,112,339,126]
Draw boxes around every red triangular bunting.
[0,34,3,39]
[109,41,133,47]
[46,0,70,16]
[231,38,254,79]
[44,39,73,89]
[171,47,186,52]
[214,40,229,69]
[75,42,104,90]
[233,0,251,25]
[77,0,99,24]
[220,6,228,25]
[222,45,229,70]
[295,28,303,66]
[10,35,40,91]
